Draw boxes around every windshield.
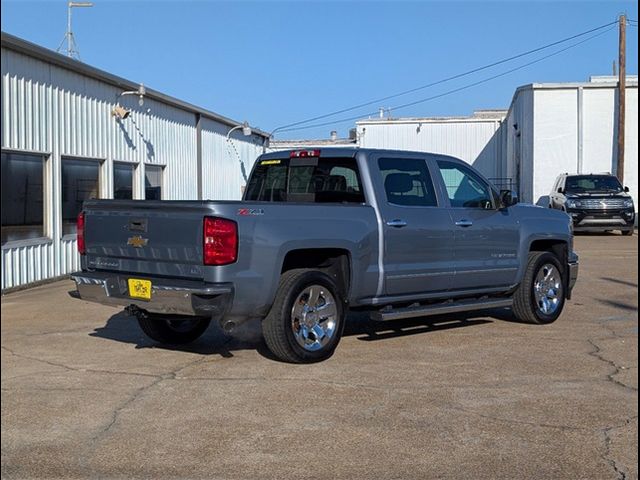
[565,175,623,193]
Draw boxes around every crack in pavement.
[600,416,638,480]
[586,318,638,479]
[586,337,638,394]
[1,345,175,380]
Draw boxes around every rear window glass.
[244,157,365,203]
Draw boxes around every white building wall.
[532,89,579,205]
[622,86,639,210]
[1,43,265,290]
[500,89,534,200]
[582,88,616,175]
[356,118,503,179]
[500,81,638,209]
[201,118,264,200]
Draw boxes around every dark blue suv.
[549,173,635,235]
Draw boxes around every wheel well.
[281,249,351,298]
[529,239,569,296]
[529,239,568,262]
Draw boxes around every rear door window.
[378,158,438,207]
[245,157,365,203]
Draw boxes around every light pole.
[226,122,252,184]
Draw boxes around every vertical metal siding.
[200,118,264,200]
[1,47,262,290]
[357,119,502,178]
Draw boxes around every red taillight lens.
[203,217,238,266]
[290,149,321,158]
[77,211,86,255]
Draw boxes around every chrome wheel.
[291,285,338,352]
[533,264,563,315]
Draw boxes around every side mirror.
[624,186,630,193]
[500,190,518,208]
[557,187,564,194]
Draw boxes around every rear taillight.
[77,211,86,255]
[203,217,238,266]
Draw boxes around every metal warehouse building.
[355,77,638,208]
[500,76,638,207]
[356,110,507,187]
[1,32,269,291]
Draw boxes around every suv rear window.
[244,157,365,203]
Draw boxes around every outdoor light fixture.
[227,121,252,140]
[111,83,147,120]
[226,121,253,184]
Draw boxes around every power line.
[279,25,617,134]
[270,20,617,135]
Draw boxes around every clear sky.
[1,0,638,139]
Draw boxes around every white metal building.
[352,78,638,208]
[499,76,638,207]
[356,110,507,183]
[1,32,269,291]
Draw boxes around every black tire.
[622,229,634,236]
[513,251,566,325]
[137,313,211,345]
[263,269,346,363]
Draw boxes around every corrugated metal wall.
[1,46,264,290]
[356,119,503,178]
[200,117,264,200]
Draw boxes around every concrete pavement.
[1,234,637,479]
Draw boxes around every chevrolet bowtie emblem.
[127,235,148,248]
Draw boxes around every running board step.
[370,298,513,322]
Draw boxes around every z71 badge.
[238,208,265,216]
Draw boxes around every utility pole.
[616,14,626,184]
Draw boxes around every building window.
[114,162,135,199]
[62,158,101,235]
[145,165,163,200]
[1,151,46,243]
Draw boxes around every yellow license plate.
[128,278,152,301]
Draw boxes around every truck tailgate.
[83,200,214,280]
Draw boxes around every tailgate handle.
[129,219,147,232]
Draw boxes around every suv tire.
[513,251,566,325]
[263,269,346,363]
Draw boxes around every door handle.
[386,219,408,228]
[455,219,473,227]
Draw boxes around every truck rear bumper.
[69,271,233,317]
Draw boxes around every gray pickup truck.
[71,148,579,363]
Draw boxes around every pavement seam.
[80,354,213,477]
[1,345,172,380]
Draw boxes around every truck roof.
[259,147,465,163]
